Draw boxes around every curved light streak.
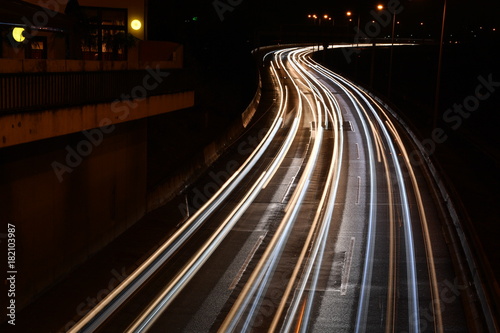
[126,50,306,333]
[218,48,325,332]
[307,54,420,333]
[69,50,290,333]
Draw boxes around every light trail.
[384,119,444,333]
[218,47,324,332]
[268,48,344,333]
[282,48,345,333]
[68,50,290,333]
[72,44,458,333]
[306,53,421,332]
[126,50,308,333]
[296,51,382,331]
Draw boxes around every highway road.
[68,46,470,332]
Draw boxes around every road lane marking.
[341,237,356,295]
[229,233,266,290]
[356,176,361,205]
[281,176,296,203]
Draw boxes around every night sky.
[148,0,500,43]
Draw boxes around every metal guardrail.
[0,69,193,114]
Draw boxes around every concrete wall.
[0,87,194,310]
[0,119,147,310]
[147,75,262,212]
[138,41,184,69]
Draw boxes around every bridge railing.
[0,68,193,114]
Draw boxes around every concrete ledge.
[242,73,262,128]
[23,59,48,72]
[0,91,195,148]
[0,59,23,72]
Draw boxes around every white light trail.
[306,53,420,332]
[127,50,307,333]
[69,50,290,333]
[219,48,325,332]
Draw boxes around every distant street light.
[307,14,318,23]
[307,14,321,51]
[346,4,383,48]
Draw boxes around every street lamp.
[346,5,384,49]
[346,11,361,47]
[307,14,318,24]
[307,14,321,51]
[387,3,398,98]
[434,0,447,129]
[369,4,385,88]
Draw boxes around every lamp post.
[369,5,385,88]
[347,5,384,48]
[308,14,333,52]
[387,8,397,98]
[323,14,333,51]
[433,0,447,129]
[307,14,320,51]
[346,11,361,47]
